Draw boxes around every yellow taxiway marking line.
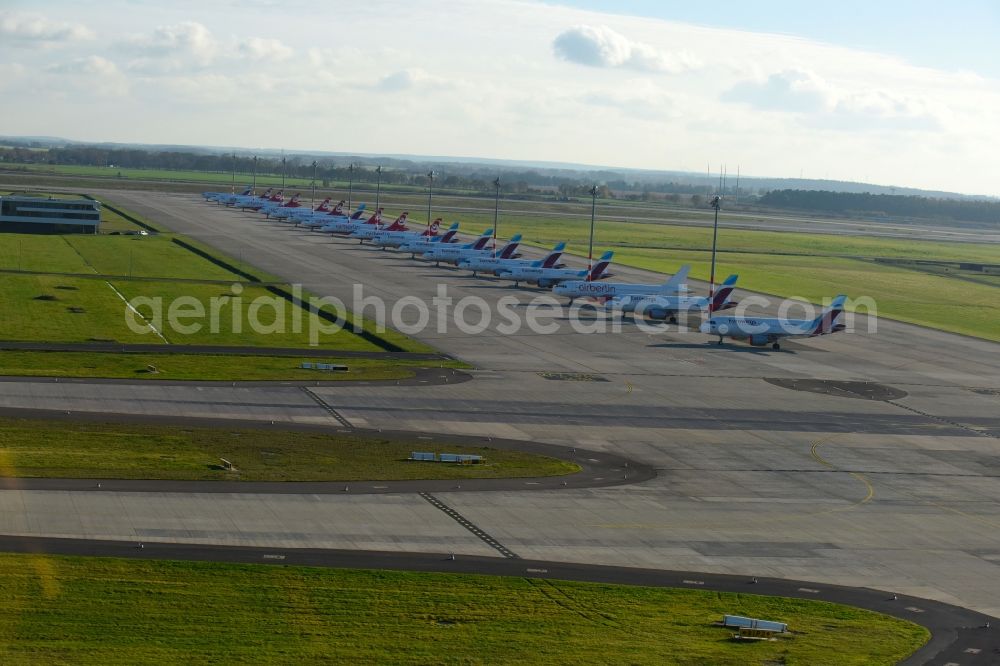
[810,435,875,511]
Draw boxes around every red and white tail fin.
[315,197,332,212]
[421,218,442,236]
[270,190,284,201]
[385,212,409,231]
[331,200,346,215]
[365,208,384,225]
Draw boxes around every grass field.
[0,417,570,481]
[0,554,928,665]
[0,233,246,280]
[0,230,434,352]
[0,275,153,344]
[0,350,459,381]
[0,272,430,351]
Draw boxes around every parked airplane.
[271,197,333,221]
[320,206,381,234]
[699,294,847,350]
[416,228,494,264]
[458,242,566,276]
[301,200,351,228]
[203,185,252,202]
[243,189,283,211]
[351,212,410,242]
[225,187,272,208]
[608,274,739,322]
[497,251,614,287]
[421,233,520,266]
[261,193,303,217]
[371,219,450,248]
[553,265,690,302]
[395,223,462,255]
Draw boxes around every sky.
[1,0,998,195]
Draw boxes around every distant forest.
[759,190,1000,225]
[0,145,709,196]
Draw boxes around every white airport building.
[0,195,101,234]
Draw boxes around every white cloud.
[553,24,699,73]
[722,68,940,130]
[238,37,293,62]
[0,11,94,43]
[373,68,451,92]
[45,56,128,96]
[723,69,833,113]
[122,21,217,73]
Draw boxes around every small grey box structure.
[410,452,484,464]
[722,615,788,633]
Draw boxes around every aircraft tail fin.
[587,251,614,280]
[810,294,847,335]
[536,241,566,268]
[349,203,368,220]
[497,233,522,258]
[660,265,690,293]
[471,229,494,250]
[710,274,739,311]
[439,224,460,243]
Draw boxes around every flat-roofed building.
[0,196,101,234]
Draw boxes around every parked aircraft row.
[201,187,848,349]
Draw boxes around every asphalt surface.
[0,340,453,361]
[0,535,994,665]
[2,189,1000,664]
[0,365,471,387]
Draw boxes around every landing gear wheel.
[668,316,677,324]
[716,337,724,346]
[772,342,781,350]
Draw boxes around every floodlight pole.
[709,195,721,310]
[251,156,257,192]
[587,185,598,279]
[310,161,317,209]
[282,155,286,188]
[492,177,501,258]
[347,164,354,210]
[426,171,435,229]
[231,153,236,194]
[375,166,382,210]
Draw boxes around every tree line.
[759,189,999,224]
[0,145,726,199]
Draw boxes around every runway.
[2,190,999,662]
